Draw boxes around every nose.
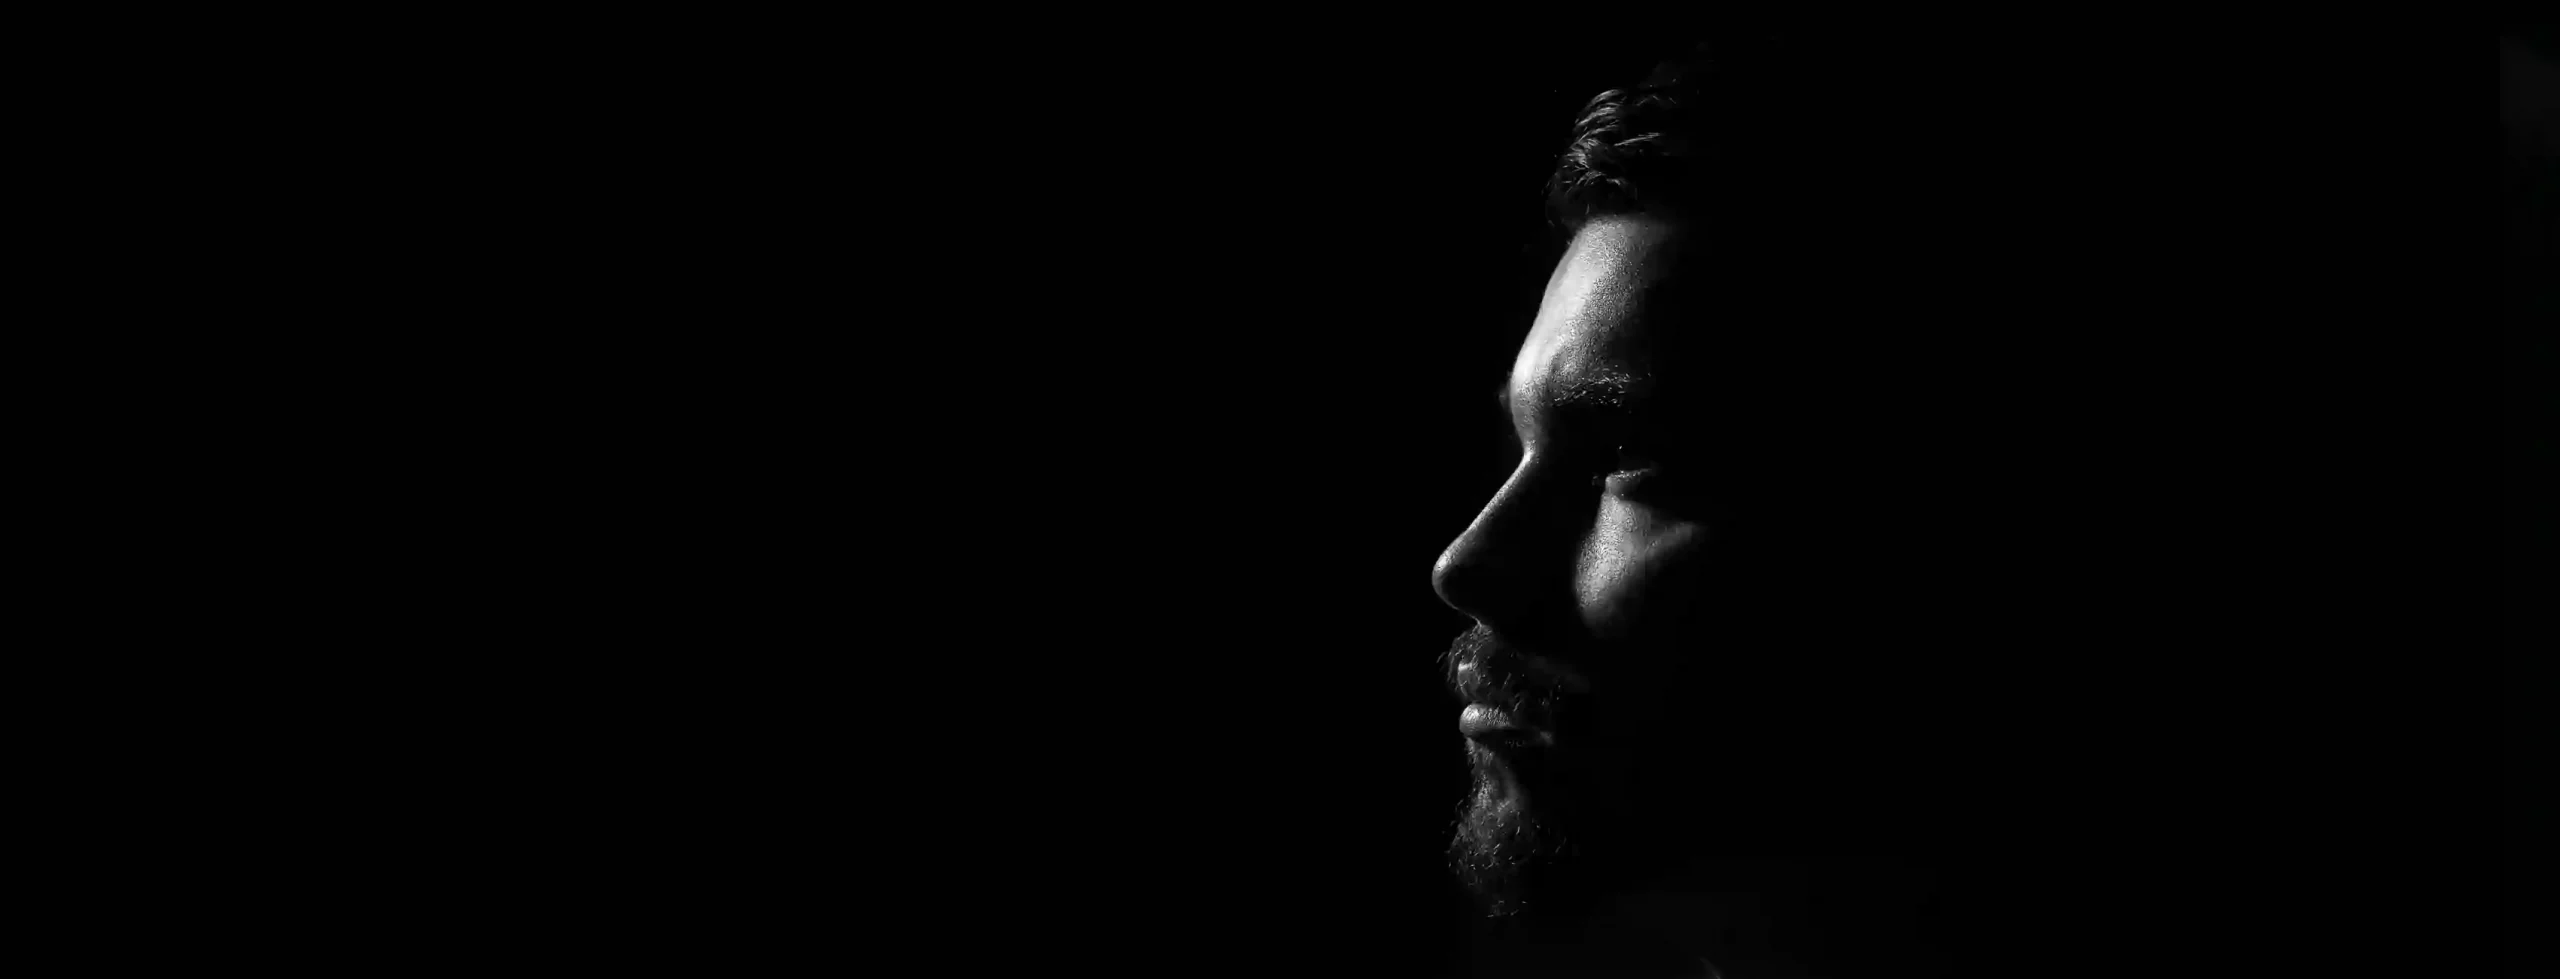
[1432,459,1573,631]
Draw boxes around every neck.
[1468,858,1942,979]
[1464,888,1803,979]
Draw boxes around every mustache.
[1440,624,1591,720]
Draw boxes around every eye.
[1591,444,1663,491]
[1611,445,1659,474]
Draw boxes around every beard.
[1449,725,1682,927]
[1448,738,1558,918]
[1450,742,1611,923]
[1443,625,1684,929]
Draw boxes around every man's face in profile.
[1438,213,1798,934]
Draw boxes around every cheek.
[1573,496,1711,638]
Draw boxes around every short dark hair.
[1545,37,1820,235]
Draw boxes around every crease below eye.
[1613,445,1660,474]
[1595,462,1660,492]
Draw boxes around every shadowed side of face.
[1437,214,1745,928]
[1435,207,1932,941]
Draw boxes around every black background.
[331,21,2548,978]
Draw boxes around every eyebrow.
[1498,371,1653,444]
[1497,371,1642,410]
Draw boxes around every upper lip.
[1449,651,1586,710]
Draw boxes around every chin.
[1450,742,1605,925]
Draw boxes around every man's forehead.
[1509,216,1690,413]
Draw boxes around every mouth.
[1460,703,1556,748]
